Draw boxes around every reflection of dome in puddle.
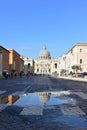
[37,92,51,105]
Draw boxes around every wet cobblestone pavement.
[0,76,87,130]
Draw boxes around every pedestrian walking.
[26,71,30,79]
[19,71,22,78]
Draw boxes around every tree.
[71,65,82,73]
[11,69,16,74]
[60,69,66,76]
[52,71,57,77]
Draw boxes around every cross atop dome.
[43,44,46,50]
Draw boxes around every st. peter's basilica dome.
[39,45,51,59]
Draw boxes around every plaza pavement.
[0,76,87,130]
[58,75,87,82]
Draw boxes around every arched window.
[37,69,39,72]
[55,63,57,69]
[49,69,51,72]
[28,63,30,69]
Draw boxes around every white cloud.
[18,46,32,51]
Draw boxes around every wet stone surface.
[0,76,87,129]
[0,90,87,129]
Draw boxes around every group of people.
[19,71,30,79]
[2,70,32,80]
[2,70,17,79]
[2,71,10,79]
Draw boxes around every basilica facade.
[21,42,87,76]
[22,45,60,76]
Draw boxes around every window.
[71,49,73,54]
[80,49,82,52]
[37,69,39,72]
[55,63,57,69]
[80,59,82,64]
[28,63,30,69]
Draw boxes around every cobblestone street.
[0,76,87,130]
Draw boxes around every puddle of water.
[46,94,68,106]
[0,91,69,106]
[13,92,69,107]
[14,93,42,106]
[0,91,87,128]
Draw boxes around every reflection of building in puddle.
[37,91,71,106]
[37,91,74,106]
[0,95,20,105]
[51,91,71,96]
[37,92,51,105]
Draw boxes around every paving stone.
[0,104,7,112]
[61,105,85,116]
[73,92,87,99]
[0,91,6,95]
[20,105,43,115]
[0,128,7,130]
[12,91,25,97]
[67,98,76,105]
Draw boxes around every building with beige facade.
[60,43,87,74]
[22,45,60,76]
[24,43,87,76]
[21,56,34,75]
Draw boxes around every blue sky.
[0,0,87,58]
